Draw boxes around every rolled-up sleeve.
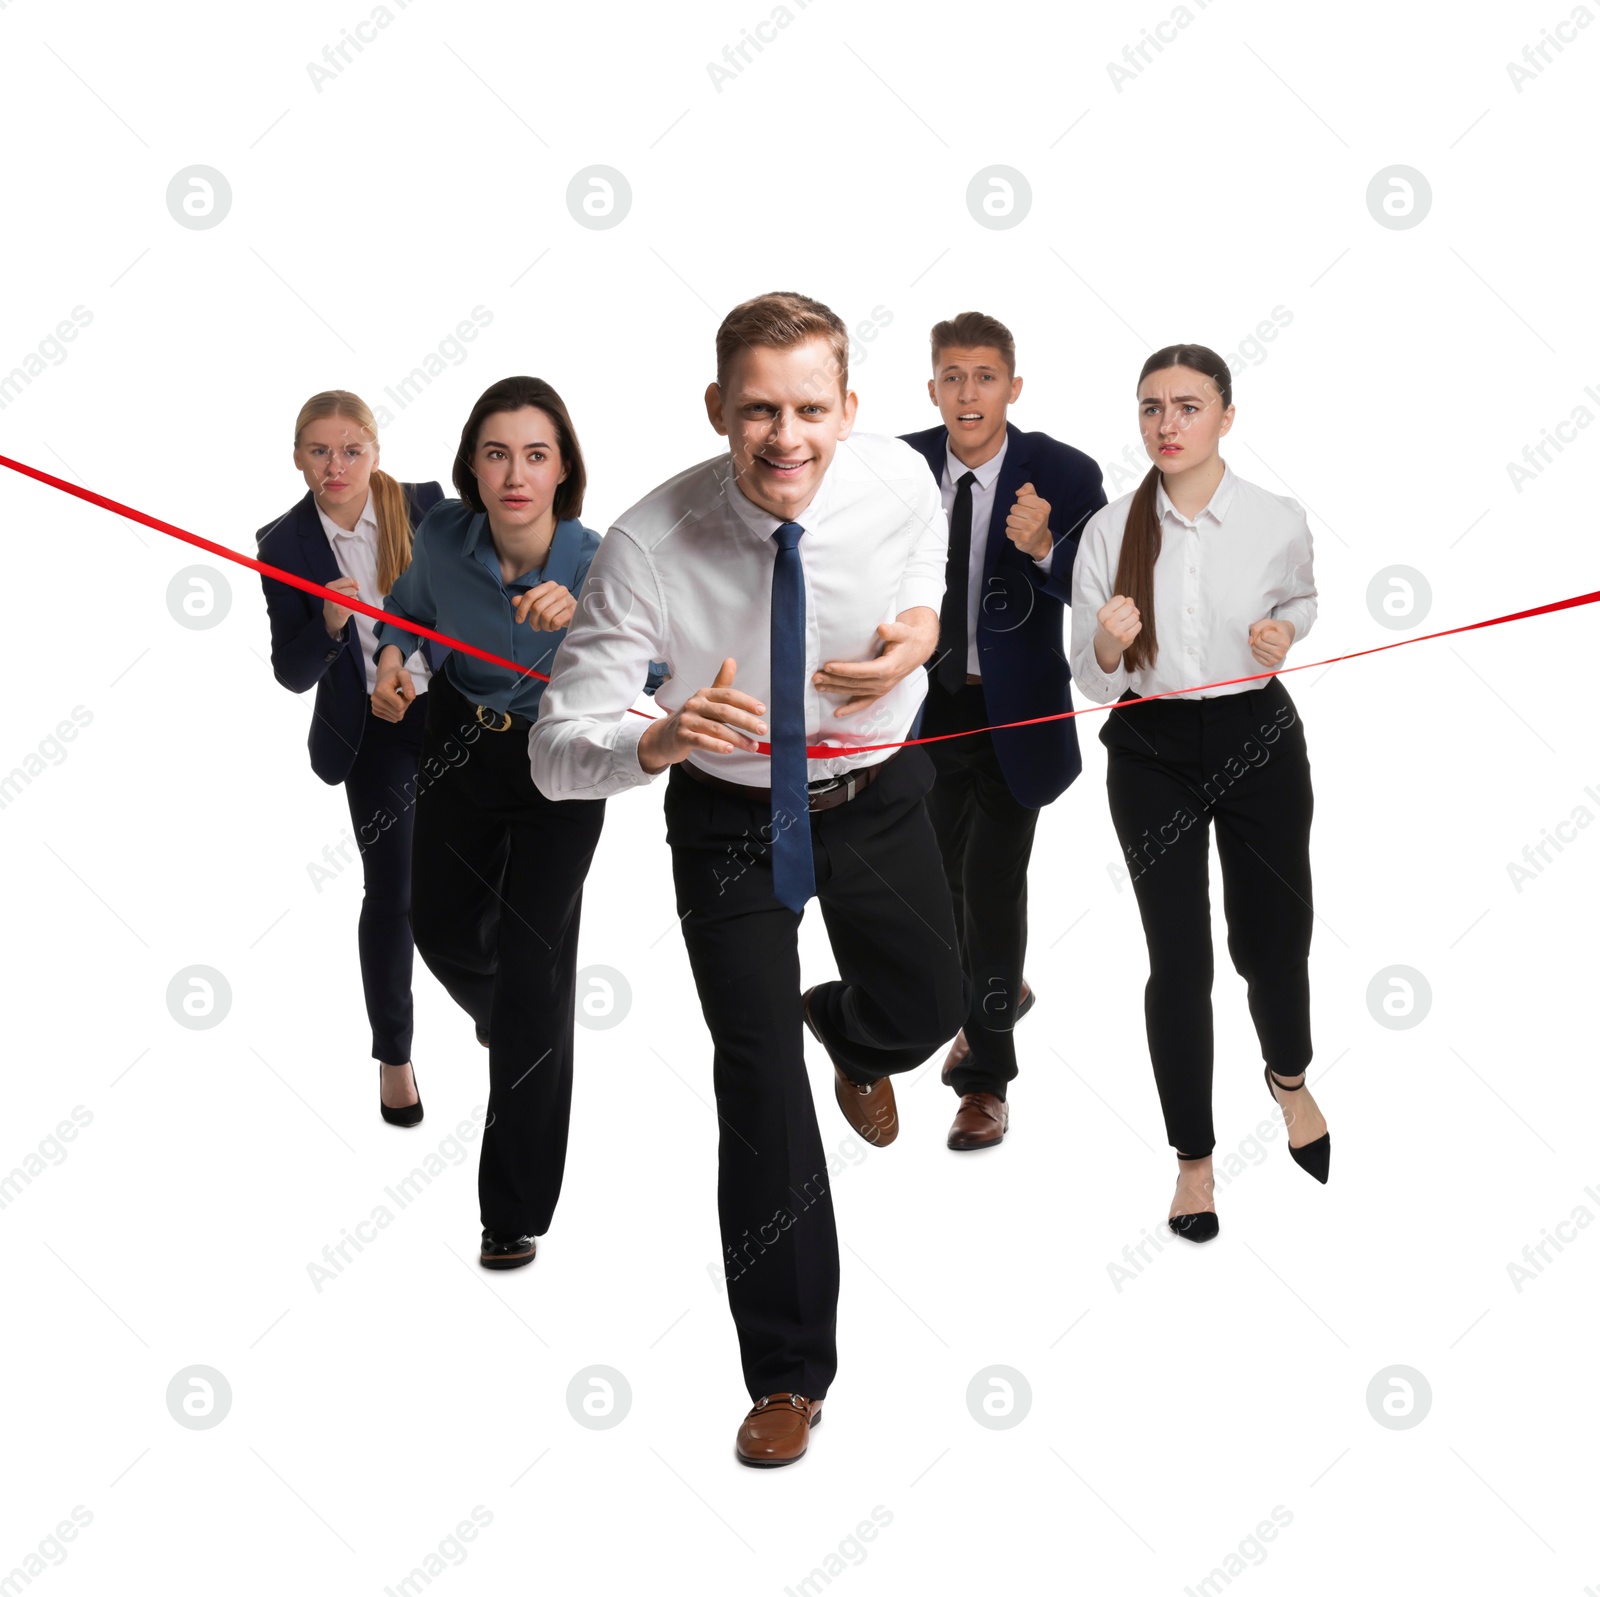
[1271,506,1317,644]
[892,464,948,615]
[529,528,667,799]
[1068,506,1130,704]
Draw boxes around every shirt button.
[1187,606,1194,613]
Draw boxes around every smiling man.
[529,290,966,1467]
[902,312,1107,1150]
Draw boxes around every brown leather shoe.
[947,1091,1009,1151]
[735,1392,823,1467]
[803,987,898,1146]
[940,981,1035,1085]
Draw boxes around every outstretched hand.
[638,657,769,773]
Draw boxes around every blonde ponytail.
[369,468,413,596]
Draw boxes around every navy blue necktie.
[770,521,815,914]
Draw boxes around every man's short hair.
[930,311,1016,377]
[715,291,851,396]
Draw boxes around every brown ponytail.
[1113,344,1233,674]
[292,389,415,597]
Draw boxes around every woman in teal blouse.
[372,374,618,1271]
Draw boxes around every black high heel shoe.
[1167,1154,1219,1243]
[380,1062,424,1128]
[1167,1210,1219,1243]
[1264,1065,1329,1183]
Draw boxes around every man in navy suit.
[902,311,1106,1150]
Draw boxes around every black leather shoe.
[476,1028,490,1049]
[380,1062,423,1128]
[480,1230,537,1269]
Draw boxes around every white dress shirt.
[316,492,430,699]
[1069,464,1316,703]
[939,436,1054,677]
[529,433,948,797]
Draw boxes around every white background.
[2,1,1597,1593]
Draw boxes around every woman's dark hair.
[1113,344,1233,673]
[452,375,587,521]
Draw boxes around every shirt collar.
[316,490,377,543]
[943,433,1008,492]
[723,452,835,544]
[1155,461,1237,527]
[464,511,585,591]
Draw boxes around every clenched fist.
[1004,482,1053,561]
[1094,595,1142,674]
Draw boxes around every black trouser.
[922,680,1041,1099]
[410,671,606,1237]
[1100,677,1314,1158]
[341,690,429,1064]
[663,747,966,1401]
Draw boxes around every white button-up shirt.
[529,432,948,796]
[316,492,430,698]
[938,437,1056,678]
[1069,464,1317,703]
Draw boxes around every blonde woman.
[257,391,445,1127]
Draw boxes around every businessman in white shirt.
[529,291,966,1467]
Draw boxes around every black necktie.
[936,470,977,694]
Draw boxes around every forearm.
[274,604,346,693]
[1093,633,1124,675]
[529,704,655,798]
[894,605,939,667]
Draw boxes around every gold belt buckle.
[474,702,513,732]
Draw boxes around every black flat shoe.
[1265,1065,1330,1183]
[380,1062,423,1128]
[480,1230,537,1270]
[1167,1211,1220,1243]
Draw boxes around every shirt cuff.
[1032,549,1054,574]
[893,578,946,616]
[1272,601,1315,644]
[618,714,655,781]
[1075,657,1130,703]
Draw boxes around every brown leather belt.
[681,751,896,813]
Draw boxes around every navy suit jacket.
[257,482,447,785]
[901,423,1106,808]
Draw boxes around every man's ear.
[837,388,859,439]
[704,381,727,436]
[927,377,938,408]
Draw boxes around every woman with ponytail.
[1069,345,1324,1243]
[257,391,445,1128]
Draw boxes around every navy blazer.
[900,423,1106,808]
[257,481,447,785]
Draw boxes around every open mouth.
[957,412,983,425]
[757,456,811,476]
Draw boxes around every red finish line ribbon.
[4,451,1596,758]
[0,451,563,689]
